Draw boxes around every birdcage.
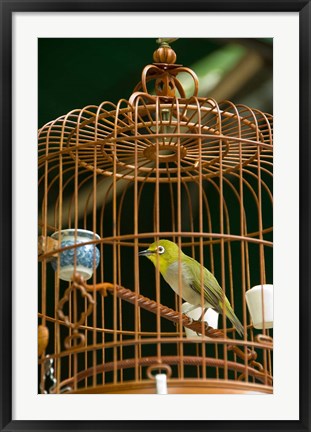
[38,39,273,394]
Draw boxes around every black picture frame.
[1,1,310,431]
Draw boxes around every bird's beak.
[138,249,153,256]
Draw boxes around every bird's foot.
[199,308,208,321]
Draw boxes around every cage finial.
[156,38,179,47]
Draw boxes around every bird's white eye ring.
[157,246,165,254]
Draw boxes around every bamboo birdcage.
[38,40,273,394]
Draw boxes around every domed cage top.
[38,40,273,395]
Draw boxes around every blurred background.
[38,38,272,128]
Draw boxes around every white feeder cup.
[245,284,273,330]
[50,229,100,281]
[181,302,219,339]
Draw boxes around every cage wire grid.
[38,40,273,394]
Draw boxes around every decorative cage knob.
[153,46,177,64]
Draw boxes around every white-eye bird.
[139,239,244,336]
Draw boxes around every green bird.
[139,239,244,336]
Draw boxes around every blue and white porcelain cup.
[181,302,219,339]
[51,229,100,281]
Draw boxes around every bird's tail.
[224,300,244,337]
